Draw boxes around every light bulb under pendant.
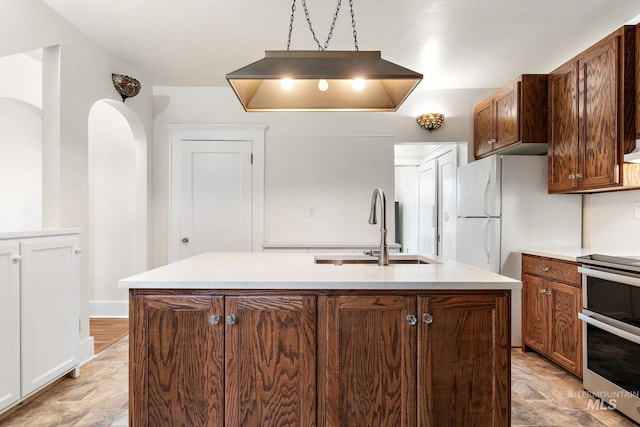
[280,78,294,91]
[352,78,365,91]
[318,79,329,91]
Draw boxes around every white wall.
[584,191,640,252]
[152,86,493,266]
[0,0,154,362]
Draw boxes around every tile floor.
[0,338,637,426]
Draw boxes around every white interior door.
[177,140,252,259]
[417,159,437,255]
[437,150,456,261]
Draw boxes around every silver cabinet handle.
[12,255,22,264]
[225,315,237,325]
[181,237,190,244]
[539,288,547,293]
[575,173,582,178]
[568,174,575,180]
[422,313,433,324]
[406,315,417,325]
[545,291,552,296]
[209,314,220,325]
[542,266,550,272]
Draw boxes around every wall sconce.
[112,73,141,102]
[417,113,445,132]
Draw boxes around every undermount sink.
[314,255,437,265]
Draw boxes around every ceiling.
[41,0,640,90]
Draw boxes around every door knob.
[181,237,189,244]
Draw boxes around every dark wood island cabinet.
[130,289,510,426]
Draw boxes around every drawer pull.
[542,266,550,272]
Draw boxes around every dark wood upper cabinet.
[473,75,548,160]
[548,25,640,193]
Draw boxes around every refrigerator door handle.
[482,218,491,264]
[482,171,491,217]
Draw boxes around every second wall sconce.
[417,113,445,132]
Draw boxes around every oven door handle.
[578,312,640,345]
[578,266,640,288]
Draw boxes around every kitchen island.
[120,252,520,427]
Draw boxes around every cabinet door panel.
[548,61,580,192]
[494,81,520,149]
[579,36,619,188]
[418,294,509,427]
[322,295,416,427]
[522,274,549,354]
[20,236,79,397]
[131,295,224,427]
[549,281,582,375]
[225,296,316,427]
[474,99,495,158]
[0,241,20,412]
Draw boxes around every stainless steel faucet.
[366,188,389,266]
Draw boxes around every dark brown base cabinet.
[521,255,582,377]
[130,289,510,426]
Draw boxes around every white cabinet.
[0,231,80,414]
[0,241,20,413]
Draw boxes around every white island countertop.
[119,252,520,291]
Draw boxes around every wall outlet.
[634,203,640,220]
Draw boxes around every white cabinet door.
[20,236,79,397]
[0,241,20,412]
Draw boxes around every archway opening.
[88,99,147,317]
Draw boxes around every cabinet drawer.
[522,255,580,287]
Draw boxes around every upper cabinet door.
[494,81,520,150]
[578,35,619,188]
[548,61,580,193]
[474,98,495,158]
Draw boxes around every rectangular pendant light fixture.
[226,50,423,112]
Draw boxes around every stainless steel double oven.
[577,254,640,424]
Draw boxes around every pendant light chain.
[287,0,359,51]
[287,0,296,50]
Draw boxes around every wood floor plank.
[90,318,129,354]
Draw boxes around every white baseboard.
[78,336,96,367]
[90,300,129,318]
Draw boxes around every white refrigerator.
[456,154,582,346]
